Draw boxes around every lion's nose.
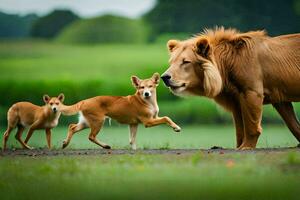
[161,73,171,86]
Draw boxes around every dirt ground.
[1,146,299,157]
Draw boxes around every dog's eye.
[55,102,59,105]
[50,103,53,105]
[149,85,153,88]
[140,86,145,89]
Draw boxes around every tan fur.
[162,27,300,149]
[60,73,181,150]
[2,94,65,150]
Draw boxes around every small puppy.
[2,94,65,150]
[60,73,181,150]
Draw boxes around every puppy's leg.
[45,128,52,149]
[129,124,138,150]
[62,123,86,149]
[23,120,43,149]
[142,117,181,132]
[15,126,32,149]
[3,126,14,150]
[88,119,111,149]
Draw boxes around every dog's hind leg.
[62,123,86,149]
[129,124,138,150]
[3,126,14,150]
[15,126,32,149]
[273,102,300,143]
[88,118,111,149]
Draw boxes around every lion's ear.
[196,38,210,57]
[167,40,179,52]
[230,36,247,49]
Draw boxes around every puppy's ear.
[57,93,65,102]
[43,94,50,103]
[152,72,160,85]
[196,38,210,57]
[131,75,140,88]
[167,40,179,52]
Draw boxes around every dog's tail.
[60,102,81,116]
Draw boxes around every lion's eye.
[182,60,191,65]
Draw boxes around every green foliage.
[0,12,38,38]
[30,10,79,39]
[144,0,300,39]
[56,15,149,44]
[154,32,191,44]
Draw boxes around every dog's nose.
[144,92,150,97]
[53,107,57,112]
[161,73,171,86]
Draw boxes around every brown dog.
[161,27,300,150]
[2,94,65,150]
[60,73,181,150]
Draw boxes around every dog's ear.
[152,72,160,85]
[131,75,140,88]
[196,38,210,57]
[43,94,50,103]
[57,93,65,103]
[167,40,179,52]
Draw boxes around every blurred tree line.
[144,0,300,40]
[0,0,299,42]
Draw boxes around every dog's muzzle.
[143,91,151,98]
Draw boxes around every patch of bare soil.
[1,146,299,157]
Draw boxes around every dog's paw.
[131,144,137,150]
[24,145,34,150]
[62,140,68,149]
[103,145,111,149]
[173,126,181,132]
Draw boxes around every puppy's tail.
[60,102,82,116]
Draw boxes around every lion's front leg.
[239,90,263,150]
[232,106,244,148]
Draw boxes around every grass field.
[1,40,300,200]
[1,125,299,150]
[1,125,299,200]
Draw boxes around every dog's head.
[43,93,65,113]
[131,73,160,99]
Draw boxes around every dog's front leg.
[142,117,181,132]
[45,128,52,149]
[129,124,138,150]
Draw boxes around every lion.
[161,27,300,150]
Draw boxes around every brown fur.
[162,27,300,149]
[2,94,65,150]
[60,73,180,150]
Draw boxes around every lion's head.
[161,35,223,98]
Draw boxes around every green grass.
[1,125,298,149]
[0,40,167,81]
[0,151,299,200]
